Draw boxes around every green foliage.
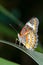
[0,23,17,39]
[0,58,19,65]
[0,5,24,29]
[0,40,43,65]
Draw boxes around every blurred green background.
[0,0,43,65]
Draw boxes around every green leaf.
[0,40,43,65]
[0,5,24,29]
[0,58,19,65]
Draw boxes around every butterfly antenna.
[9,24,18,34]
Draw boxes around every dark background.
[0,0,43,45]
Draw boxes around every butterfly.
[18,17,39,50]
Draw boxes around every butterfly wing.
[18,17,39,50]
[29,17,39,33]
